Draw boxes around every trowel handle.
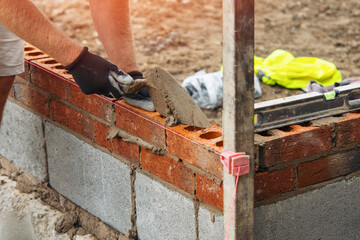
[123,79,150,94]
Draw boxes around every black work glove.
[124,71,155,112]
[65,47,133,98]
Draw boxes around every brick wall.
[255,117,360,203]
[1,43,360,239]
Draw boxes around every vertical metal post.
[222,0,254,239]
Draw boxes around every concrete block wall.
[1,43,360,238]
[45,123,132,233]
[255,176,360,239]
[0,101,46,181]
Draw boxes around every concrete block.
[0,101,46,181]
[255,176,360,239]
[135,173,196,240]
[45,122,131,234]
[198,206,223,240]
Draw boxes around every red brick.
[254,166,295,201]
[17,62,30,81]
[141,148,194,194]
[69,84,114,122]
[115,101,166,148]
[30,64,68,100]
[336,113,360,147]
[24,42,49,60]
[298,149,360,188]
[13,80,49,117]
[258,125,333,167]
[31,58,73,81]
[52,100,93,139]
[94,121,139,164]
[166,126,222,179]
[196,174,223,210]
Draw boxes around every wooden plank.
[222,0,254,239]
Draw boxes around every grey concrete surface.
[198,206,223,240]
[0,101,46,181]
[135,173,196,240]
[45,122,132,234]
[255,176,360,239]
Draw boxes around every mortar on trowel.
[124,67,210,128]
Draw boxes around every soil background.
[32,0,360,125]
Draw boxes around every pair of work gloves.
[65,47,155,112]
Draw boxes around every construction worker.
[0,0,154,124]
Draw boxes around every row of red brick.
[255,147,360,201]
[14,44,360,211]
[255,114,360,168]
[15,46,226,210]
[12,72,225,209]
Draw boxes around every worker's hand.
[65,47,133,98]
[124,71,155,112]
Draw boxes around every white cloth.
[182,70,223,109]
[182,71,262,109]
[0,23,24,77]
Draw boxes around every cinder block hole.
[44,60,58,64]
[299,121,312,127]
[216,140,223,147]
[257,131,273,137]
[24,47,35,51]
[27,52,42,56]
[184,126,204,132]
[199,131,222,139]
[278,126,293,132]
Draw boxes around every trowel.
[124,67,210,128]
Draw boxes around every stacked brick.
[255,118,360,203]
[13,44,225,212]
[13,43,360,212]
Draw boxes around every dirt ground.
[32,0,360,125]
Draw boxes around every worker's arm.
[0,0,135,98]
[0,0,82,66]
[88,0,154,111]
[89,0,138,72]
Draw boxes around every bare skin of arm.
[0,0,82,66]
[89,0,139,73]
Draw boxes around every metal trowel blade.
[146,67,211,128]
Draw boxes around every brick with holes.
[166,124,223,179]
[29,63,68,100]
[256,125,333,168]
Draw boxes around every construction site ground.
[32,0,360,125]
